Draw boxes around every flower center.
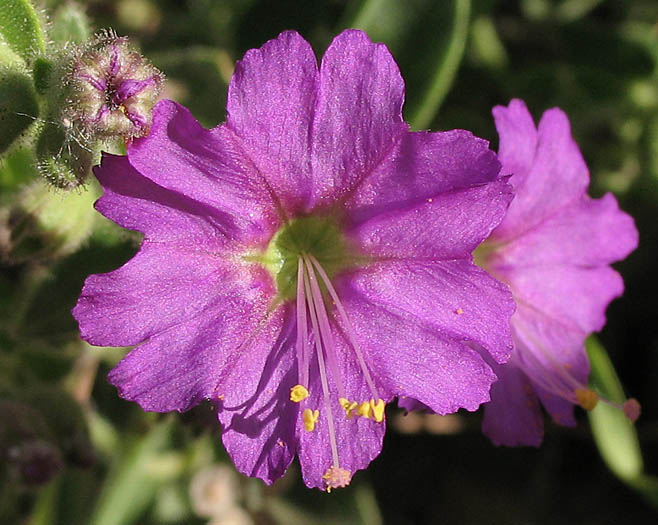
[259,215,357,302]
[255,216,385,491]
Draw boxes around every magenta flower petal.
[106,284,282,413]
[491,99,537,189]
[92,154,234,247]
[479,99,638,446]
[74,246,250,347]
[75,30,515,490]
[129,100,279,246]
[349,179,512,259]
[345,130,503,223]
[535,386,579,427]
[500,265,624,335]
[491,101,589,241]
[481,358,544,447]
[217,310,297,485]
[310,30,406,207]
[342,261,514,364]
[226,31,318,212]
[338,273,499,413]
[489,193,638,267]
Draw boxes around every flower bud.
[64,30,163,141]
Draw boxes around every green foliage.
[89,421,174,525]
[50,2,92,45]
[588,337,658,508]
[0,0,46,63]
[0,67,39,154]
[587,337,643,480]
[342,0,471,130]
[0,177,99,263]
[33,57,54,95]
[35,121,93,189]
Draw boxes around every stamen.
[356,401,371,418]
[303,261,341,471]
[370,399,385,422]
[339,398,358,419]
[308,255,381,403]
[513,320,637,420]
[296,257,310,387]
[575,388,599,411]
[304,257,346,401]
[323,466,351,493]
[290,384,309,403]
[303,409,319,431]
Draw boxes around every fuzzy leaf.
[50,2,91,45]
[0,67,39,154]
[0,0,46,63]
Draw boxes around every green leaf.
[28,478,59,525]
[0,148,36,193]
[0,41,25,69]
[32,57,53,95]
[36,120,93,188]
[50,3,91,45]
[587,337,658,508]
[0,66,39,154]
[0,0,46,63]
[342,0,471,130]
[89,421,173,525]
[408,0,470,129]
[587,337,642,481]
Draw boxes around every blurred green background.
[1,0,658,523]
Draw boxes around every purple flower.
[73,30,515,490]
[67,31,163,139]
[476,99,639,447]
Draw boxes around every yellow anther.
[370,399,385,422]
[290,384,309,403]
[339,397,358,419]
[575,388,599,411]
[323,466,351,492]
[303,408,319,432]
[356,401,371,419]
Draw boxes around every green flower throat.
[254,215,361,302]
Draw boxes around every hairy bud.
[64,30,163,141]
